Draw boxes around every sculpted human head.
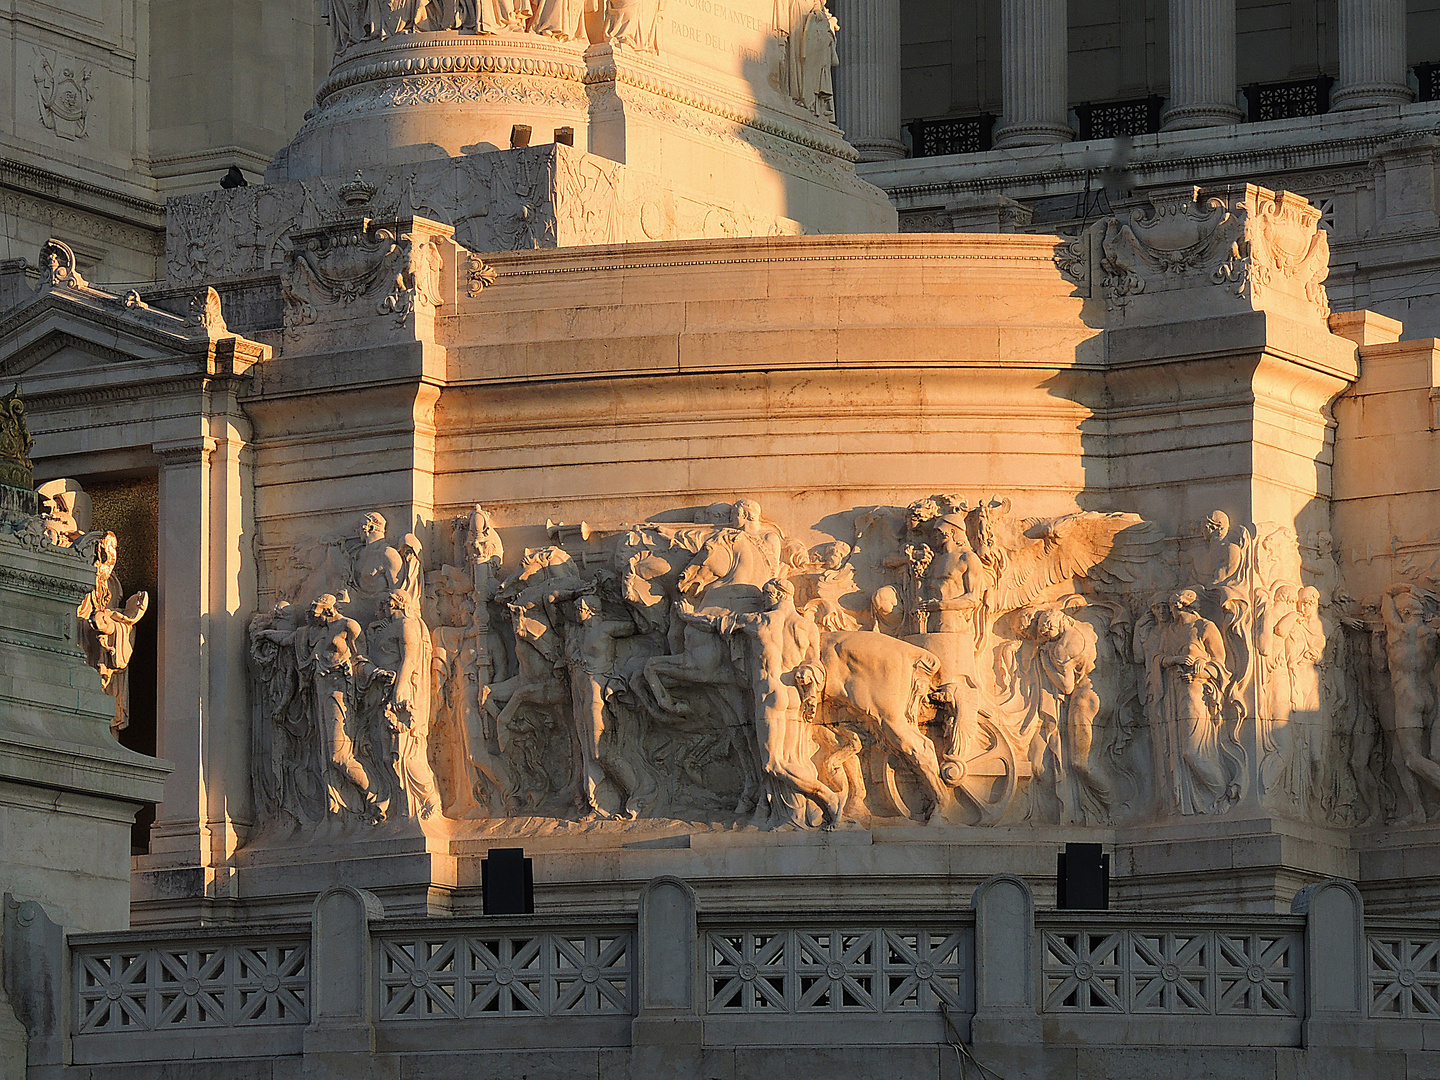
[934,514,969,545]
[573,595,599,622]
[1298,586,1320,616]
[386,590,412,619]
[1395,590,1425,619]
[872,585,901,619]
[1172,589,1199,614]
[1273,583,1298,608]
[1036,609,1066,641]
[733,499,761,530]
[818,542,850,570]
[761,578,793,610]
[907,498,939,532]
[361,512,387,541]
[310,593,340,622]
[1204,511,1230,541]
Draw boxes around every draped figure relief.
[77,532,149,737]
[244,496,1440,840]
[322,0,662,54]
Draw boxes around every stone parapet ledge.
[37,873,1440,1074]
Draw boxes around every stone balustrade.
[2,876,1436,1073]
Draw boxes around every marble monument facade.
[3,3,1440,1078]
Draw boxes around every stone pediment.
[0,242,269,401]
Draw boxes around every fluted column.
[1332,0,1412,110]
[832,0,905,161]
[1162,0,1242,130]
[994,0,1072,149]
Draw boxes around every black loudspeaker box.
[482,847,534,915]
[1056,842,1110,911]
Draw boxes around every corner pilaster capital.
[152,436,218,465]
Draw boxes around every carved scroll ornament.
[0,385,35,490]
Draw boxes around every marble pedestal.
[0,531,171,932]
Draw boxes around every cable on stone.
[939,1000,1009,1080]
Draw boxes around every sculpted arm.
[603,617,639,640]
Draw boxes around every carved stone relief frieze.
[168,151,572,288]
[246,492,1439,842]
[322,0,648,59]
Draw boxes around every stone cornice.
[0,560,90,602]
[14,373,211,412]
[0,157,164,223]
[869,121,1429,207]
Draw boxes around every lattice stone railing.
[1368,929,1440,1019]
[73,932,310,1032]
[375,928,634,1020]
[51,879,1440,1069]
[1039,918,1303,1017]
[703,924,971,1015]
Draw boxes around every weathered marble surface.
[167,146,816,289]
[12,186,1440,924]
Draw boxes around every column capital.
[152,436,217,464]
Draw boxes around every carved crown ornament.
[1054,185,1331,323]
